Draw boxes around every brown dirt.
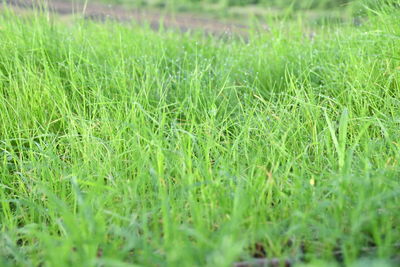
[4,0,258,36]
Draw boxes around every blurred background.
[5,0,388,30]
[92,0,369,12]
[70,0,382,21]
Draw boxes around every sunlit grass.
[0,2,399,266]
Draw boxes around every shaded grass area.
[0,2,400,266]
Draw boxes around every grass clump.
[0,1,400,266]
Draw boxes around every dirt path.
[5,0,256,36]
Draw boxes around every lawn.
[0,1,399,266]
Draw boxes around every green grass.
[1,1,400,266]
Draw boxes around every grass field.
[1,1,400,266]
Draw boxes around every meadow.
[0,0,399,266]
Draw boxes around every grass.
[0,1,400,266]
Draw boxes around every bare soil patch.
[5,0,255,36]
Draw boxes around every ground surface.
[6,0,253,35]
